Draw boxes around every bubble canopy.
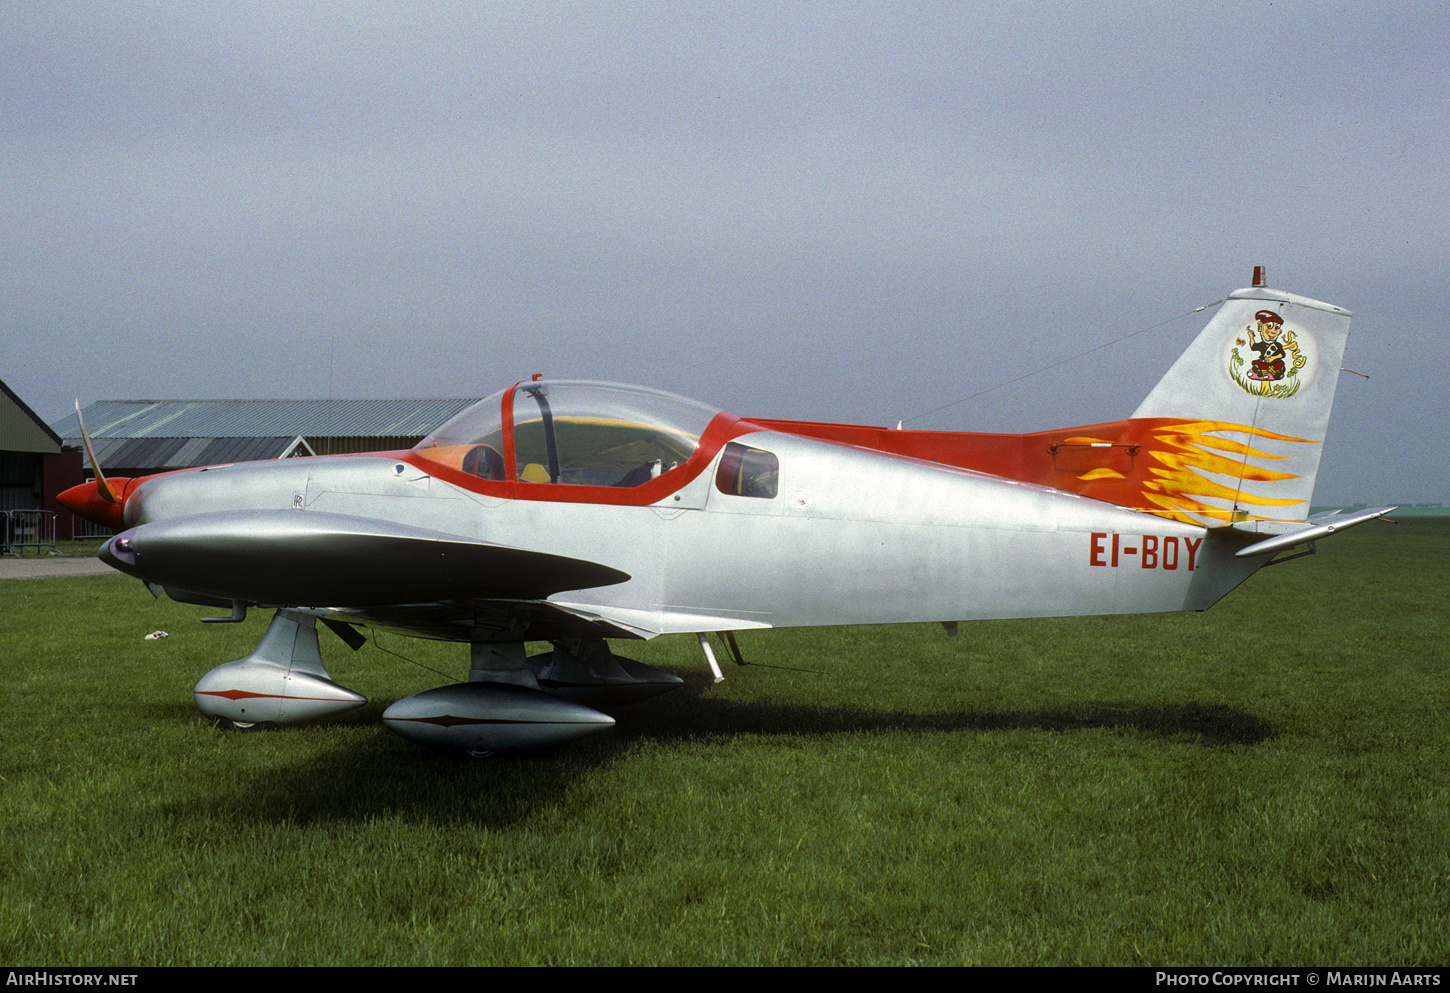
[413,380,725,488]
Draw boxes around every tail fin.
[742,273,1354,528]
[1129,280,1352,526]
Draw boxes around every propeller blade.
[75,399,118,504]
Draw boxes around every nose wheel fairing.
[192,609,367,728]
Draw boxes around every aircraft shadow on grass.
[147,692,1270,834]
[146,668,1273,755]
[146,671,1271,829]
[604,670,1274,749]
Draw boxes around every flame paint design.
[1136,420,1312,525]
[747,415,1321,529]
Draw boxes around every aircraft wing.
[316,597,775,644]
[316,597,661,643]
[100,510,631,608]
[101,510,766,644]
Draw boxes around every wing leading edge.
[99,510,631,608]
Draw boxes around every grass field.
[3,517,1446,966]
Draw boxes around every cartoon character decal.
[1228,310,1312,398]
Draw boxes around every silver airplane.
[60,271,1393,756]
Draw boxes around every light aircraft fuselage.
[59,276,1392,755]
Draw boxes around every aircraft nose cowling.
[58,479,132,532]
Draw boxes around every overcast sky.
[4,2,1446,504]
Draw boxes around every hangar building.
[1,380,84,548]
[47,397,476,533]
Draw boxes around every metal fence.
[70,517,114,541]
[2,509,58,556]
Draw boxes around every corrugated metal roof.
[112,437,186,468]
[193,436,297,465]
[82,436,299,470]
[51,398,477,441]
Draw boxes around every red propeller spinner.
[57,401,133,531]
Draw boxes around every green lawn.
[2,518,1445,965]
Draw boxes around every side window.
[715,442,779,499]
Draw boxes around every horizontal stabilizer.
[1232,506,1396,558]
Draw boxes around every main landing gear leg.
[468,637,539,689]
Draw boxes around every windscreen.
[414,381,722,487]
